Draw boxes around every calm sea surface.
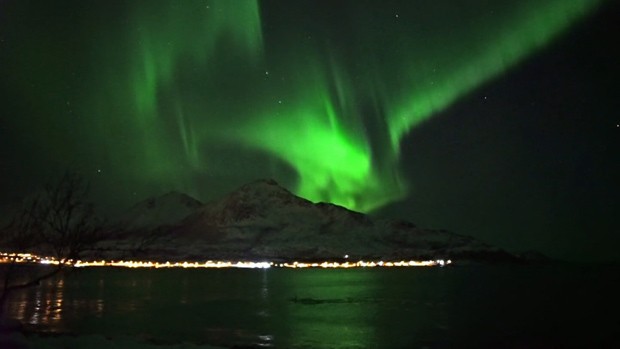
[6,264,619,348]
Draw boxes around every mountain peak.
[236,178,289,194]
[115,191,203,230]
[246,178,280,186]
[226,178,310,205]
[197,178,312,224]
[103,179,518,263]
[156,191,203,207]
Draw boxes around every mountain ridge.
[96,179,522,263]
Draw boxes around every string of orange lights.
[0,252,451,269]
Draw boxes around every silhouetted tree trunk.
[0,172,102,319]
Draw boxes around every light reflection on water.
[5,265,620,348]
[8,274,104,332]
[14,278,62,326]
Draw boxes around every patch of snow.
[92,179,518,262]
[114,191,203,231]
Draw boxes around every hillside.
[96,179,518,263]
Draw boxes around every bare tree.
[0,172,102,318]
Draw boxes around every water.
[6,264,619,348]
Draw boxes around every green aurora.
[0,0,604,213]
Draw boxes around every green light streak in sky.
[131,0,602,211]
[229,54,404,212]
[229,0,603,211]
[385,0,603,153]
[128,0,263,178]
[111,0,597,211]
[239,81,382,211]
[0,0,604,213]
[132,1,262,116]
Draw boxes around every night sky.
[1,0,618,262]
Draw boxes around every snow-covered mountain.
[99,191,203,255]
[114,191,203,231]
[98,179,518,262]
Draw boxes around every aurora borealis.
[1,0,618,261]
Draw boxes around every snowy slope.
[100,179,518,262]
[114,191,203,231]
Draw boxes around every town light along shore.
[1,252,451,269]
